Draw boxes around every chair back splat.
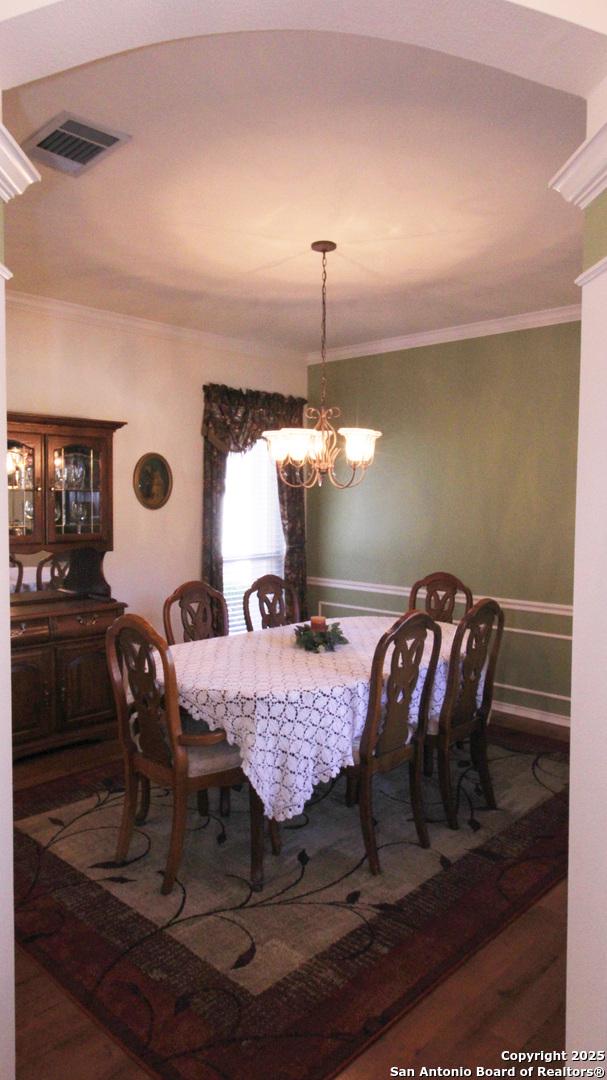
[243,573,300,632]
[426,597,504,830]
[361,610,442,771]
[107,614,183,768]
[439,597,504,738]
[36,552,71,591]
[349,609,442,872]
[409,570,473,623]
[163,580,229,645]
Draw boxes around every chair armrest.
[176,730,226,748]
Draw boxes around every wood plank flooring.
[14,723,568,1079]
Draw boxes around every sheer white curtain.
[221,439,285,632]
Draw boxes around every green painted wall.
[307,321,580,722]
[584,188,607,269]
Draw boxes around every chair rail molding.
[307,576,573,619]
[550,119,607,209]
[0,123,40,203]
[313,596,570,730]
[491,701,570,728]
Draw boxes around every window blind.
[222,440,285,633]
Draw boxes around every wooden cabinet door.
[11,647,54,746]
[55,639,115,730]
[45,434,110,546]
[7,430,45,548]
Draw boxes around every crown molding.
[575,254,607,288]
[0,123,40,203]
[305,305,581,364]
[6,290,302,362]
[550,121,607,210]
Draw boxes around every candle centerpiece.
[294,619,348,654]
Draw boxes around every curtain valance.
[202,383,308,621]
[202,384,306,454]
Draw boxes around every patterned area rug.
[14,733,568,1080]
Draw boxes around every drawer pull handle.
[77,614,99,626]
[11,622,29,637]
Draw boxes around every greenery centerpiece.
[294,621,349,653]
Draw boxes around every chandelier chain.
[320,250,327,406]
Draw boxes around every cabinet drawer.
[10,618,50,644]
[52,609,120,638]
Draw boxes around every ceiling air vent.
[22,112,131,176]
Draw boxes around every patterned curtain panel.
[202,384,308,618]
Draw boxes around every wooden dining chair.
[106,613,265,894]
[408,571,473,624]
[163,580,231,815]
[243,573,300,631]
[344,610,442,874]
[36,552,71,591]
[425,597,504,829]
[163,579,229,644]
[9,554,23,593]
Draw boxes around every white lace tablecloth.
[169,615,456,821]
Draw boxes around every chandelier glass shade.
[263,241,381,489]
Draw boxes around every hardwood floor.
[14,726,568,1079]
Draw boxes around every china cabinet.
[7,412,126,757]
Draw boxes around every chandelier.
[263,241,381,488]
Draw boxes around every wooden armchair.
[408,571,473,624]
[9,554,23,593]
[426,598,504,829]
[106,613,264,894]
[163,579,229,644]
[345,610,442,874]
[243,573,300,632]
[36,553,71,591]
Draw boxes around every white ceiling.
[4,29,587,353]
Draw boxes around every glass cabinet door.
[7,433,44,545]
[46,436,107,543]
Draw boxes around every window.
[221,439,285,633]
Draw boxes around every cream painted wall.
[6,297,306,629]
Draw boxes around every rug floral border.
[14,751,568,1080]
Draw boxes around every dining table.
[168,614,458,824]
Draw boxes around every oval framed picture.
[133,452,173,510]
